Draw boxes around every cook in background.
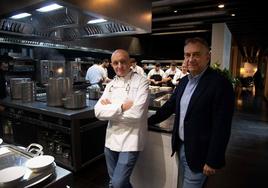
[130,58,145,76]
[142,63,150,76]
[85,59,111,89]
[162,62,181,88]
[0,53,10,112]
[147,63,165,86]
[148,37,235,188]
[94,49,149,188]
[172,62,189,86]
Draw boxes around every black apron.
[166,74,175,88]
[150,74,162,87]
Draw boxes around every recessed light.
[218,4,225,8]
[231,13,236,17]
[174,10,178,13]
[36,3,63,12]
[87,18,107,24]
[10,13,31,19]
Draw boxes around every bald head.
[111,49,129,61]
[111,49,131,77]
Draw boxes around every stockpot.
[62,90,86,109]
[10,78,31,99]
[46,77,72,106]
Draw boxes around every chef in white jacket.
[94,49,149,188]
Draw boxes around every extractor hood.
[0,0,151,52]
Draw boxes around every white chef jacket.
[85,64,107,84]
[163,68,180,78]
[94,71,150,152]
[147,69,165,79]
[172,71,189,85]
[131,65,145,76]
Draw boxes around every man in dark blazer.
[148,37,235,188]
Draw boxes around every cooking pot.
[88,85,101,100]
[62,90,86,109]
[46,77,72,106]
[21,81,35,102]
[10,78,31,99]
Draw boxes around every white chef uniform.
[94,71,150,152]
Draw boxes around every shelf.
[141,59,183,64]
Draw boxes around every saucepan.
[62,90,87,109]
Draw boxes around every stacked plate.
[0,166,26,187]
[25,155,55,172]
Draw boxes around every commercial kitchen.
[1,0,268,188]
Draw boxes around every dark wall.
[138,32,212,59]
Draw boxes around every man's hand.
[121,100,133,112]
[203,164,216,176]
[101,99,112,105]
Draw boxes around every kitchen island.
[0,97,107,172]
[131,110,179,188]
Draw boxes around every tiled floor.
[73,88,268,188]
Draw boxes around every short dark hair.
[170,62,176,66]
[102,59,110,63]
[185,37,210,50]
[129,58,136,63]
[155,63,161,67]
[0,52,13,63]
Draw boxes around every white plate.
[0,166,26,184]
[25,155,54,172]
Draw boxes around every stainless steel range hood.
[0,0,151,53]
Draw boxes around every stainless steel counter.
[0,97,97,120]
[0,97,106,172]
[148,110,174,133]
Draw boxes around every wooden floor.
[73,88,268,188]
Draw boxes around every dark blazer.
[148,67,235,172]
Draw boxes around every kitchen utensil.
[0,145,56,187]
[159,86,172,92]
[10,78,31,99]
[26,143,44,156]
[21,81,35,102]
[62,90,86,109]
[0,166,26,186]
[25,155,54,172]
[88,85,101,99]
[46,77,72,106]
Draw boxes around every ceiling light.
[153,25,195,31]
[152,30,209,36]
[10,13,31,19]
[87,18,107,24]
[218,4,225,8]
[174,10,178,13]
[231,13,236,17]
[169,21,204,27]
[36,3,63,12]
